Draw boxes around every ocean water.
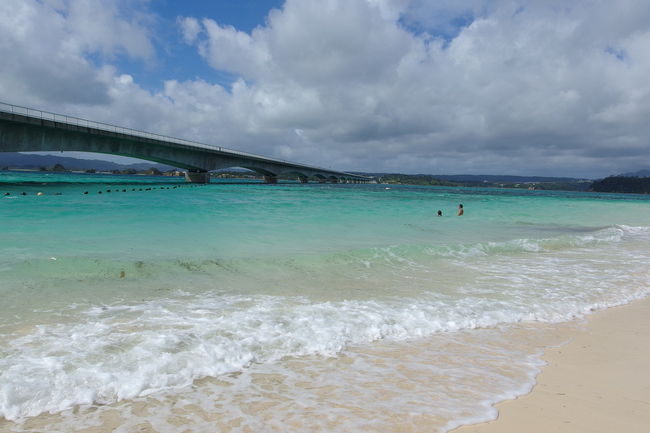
[1,171,649,432]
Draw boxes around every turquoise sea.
[1,171,650,432]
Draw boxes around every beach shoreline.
[452,295,650,433]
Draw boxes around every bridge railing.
[0,101,369,179]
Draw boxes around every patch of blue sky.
[605,46,627,62]
[106,0,284,92]
[399,12,475,48]
[398,1,485,46]
[154,0,284,33]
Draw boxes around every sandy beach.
[453,296,650,433]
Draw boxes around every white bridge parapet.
[0,101,372,184]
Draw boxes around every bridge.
[0,102,372,184]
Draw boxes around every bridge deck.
[0,101,371,183]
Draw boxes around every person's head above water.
[437,210,442,216]
[459,204,463,209]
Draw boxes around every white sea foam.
[1,225,650,424]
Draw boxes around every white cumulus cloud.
[2,0,650,177]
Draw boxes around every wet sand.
[452,296,650,433]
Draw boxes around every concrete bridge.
[0,102,372,184]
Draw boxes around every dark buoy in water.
[4,192,10,196]
[83,191,88,194]
[132,188,136,191]
[106,189,111,193]
[21,192,26,195]
[122,189,126,192]
[98,191,103,194]
[55,192,62,195]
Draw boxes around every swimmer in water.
[457,204,464,216]
[437,210,442,216]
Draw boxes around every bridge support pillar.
[264,175,278,184]
[330,178,339,184]
[318,178,326,183]
[185,170,210,184]
[298,176,309,184]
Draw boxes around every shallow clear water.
[1,171,649,432]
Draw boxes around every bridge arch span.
[0,102,373,184]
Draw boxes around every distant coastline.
[375,173,592,192]
[4,152,650,193]
[590,176,650,194]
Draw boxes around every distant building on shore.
[163,170,184,177]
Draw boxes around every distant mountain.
[0,153,172,171]
[619,169,650,177]
[360,173,587,183]
[591,176,650,194]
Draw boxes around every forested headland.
[590,176,650,194]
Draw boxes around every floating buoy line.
[2,184,207,197]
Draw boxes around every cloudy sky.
[1,0,649,178]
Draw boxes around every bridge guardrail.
[0,101,370,179]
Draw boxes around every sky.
[1,0,650,178]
